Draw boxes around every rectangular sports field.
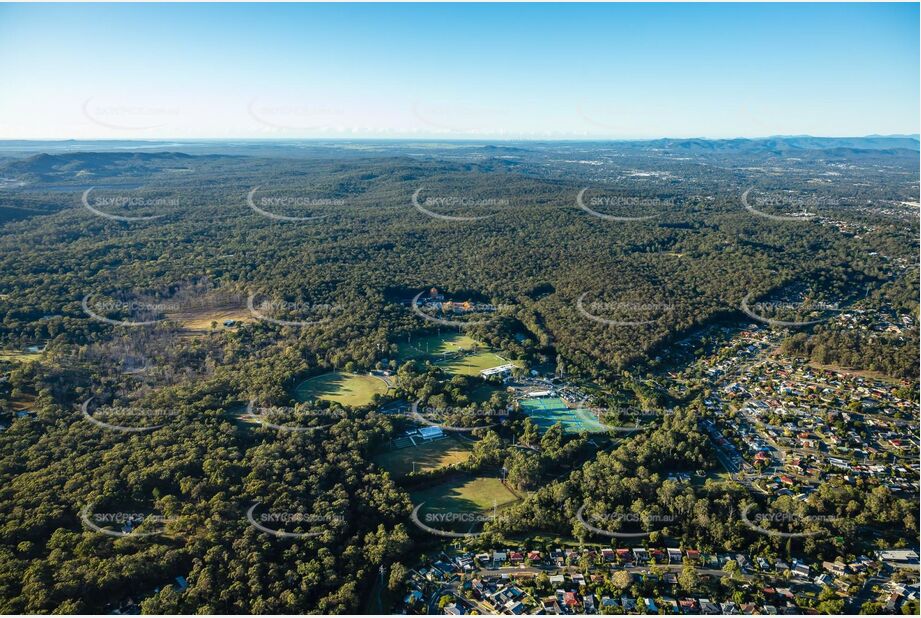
[395,332,480,362]
[410,475,520,513]
[519,397,607,433]
[396,332,515,376]
[374,436,474,478]
[436,350,513,376]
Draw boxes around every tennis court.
[519,397,608,433]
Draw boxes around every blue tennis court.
[519,397,607,433]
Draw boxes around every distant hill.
[0,151,230,184]
[639,135,919,155]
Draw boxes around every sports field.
[292,372,389,407]
[396,332,515,377]
[519,397,608,433]
[436,351,514,376]
[411,475,520,514]
[396,332,481,361]
[374,436,473,477]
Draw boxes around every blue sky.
[0,3,917,139]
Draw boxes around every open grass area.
[396,331,516,377]
[292,372,389,407]
[807,360,902,385]
[519,397,608,433]
[166,305,254,334]
[0,350,42,363]
[436,351,513,376]
[395,332,481,362]
[374,436,474,478]
[693,471,733,486]
[411,475,520,514]
[410,475,522,534]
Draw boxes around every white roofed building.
[418,426,444,440]
[480,363,517,379]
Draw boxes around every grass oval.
[292,371,389,407]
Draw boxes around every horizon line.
[1,133,919,144]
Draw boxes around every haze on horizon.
[0,2,918,141]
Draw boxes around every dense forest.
[0,139,917,613]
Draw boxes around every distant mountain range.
[637,135,919,154]
[0,135,916,186]
[0,135,917,154]
[0,151,230,184]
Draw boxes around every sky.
[0,2,918,140]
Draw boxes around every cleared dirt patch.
[166,304,253,335]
